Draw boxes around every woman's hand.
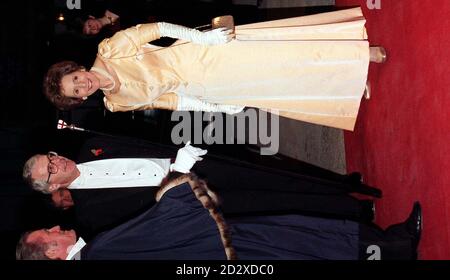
[202,28,234,45]
[217,104,244,114]
[176,96,244,114]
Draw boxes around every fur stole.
[156,173,237,260]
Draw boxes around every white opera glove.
[177,95,244,115]
[157,22,233,45]
[170,141,208,173]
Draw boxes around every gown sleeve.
[97,23,162,58]
[104,92,179,112]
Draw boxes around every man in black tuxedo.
[24,136,379,239]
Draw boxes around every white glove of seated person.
[157,22,233,45]
[170,141,207,173]
[177,95,244,115]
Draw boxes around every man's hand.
[170,141,207,173]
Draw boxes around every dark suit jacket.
[81,182,361,260]
[70,187,157,240]
[81,181,412,260]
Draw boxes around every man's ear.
[48,184,61,193]
[44,244,60,260]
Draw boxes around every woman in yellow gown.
[44,7,383,131]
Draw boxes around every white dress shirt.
[69,158,171,189]
[65,237,86,260]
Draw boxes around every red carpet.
[336,0,450,259]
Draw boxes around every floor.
[278,117,347,174]
[272,0,450,259]
[270,0,450,259]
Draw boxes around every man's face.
[27,226,77,260]
[52,189,74,210]
[31,154,79,191]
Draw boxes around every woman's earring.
[82,96,88,100]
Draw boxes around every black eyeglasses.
[46,152,59,183]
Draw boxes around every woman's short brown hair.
[43,61,85,110]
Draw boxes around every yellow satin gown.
[93,7,369,130]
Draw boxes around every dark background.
[0,0,333,259]
[0,0,240,260]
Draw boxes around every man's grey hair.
[23,155,51,194]
[16,231,51,260]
